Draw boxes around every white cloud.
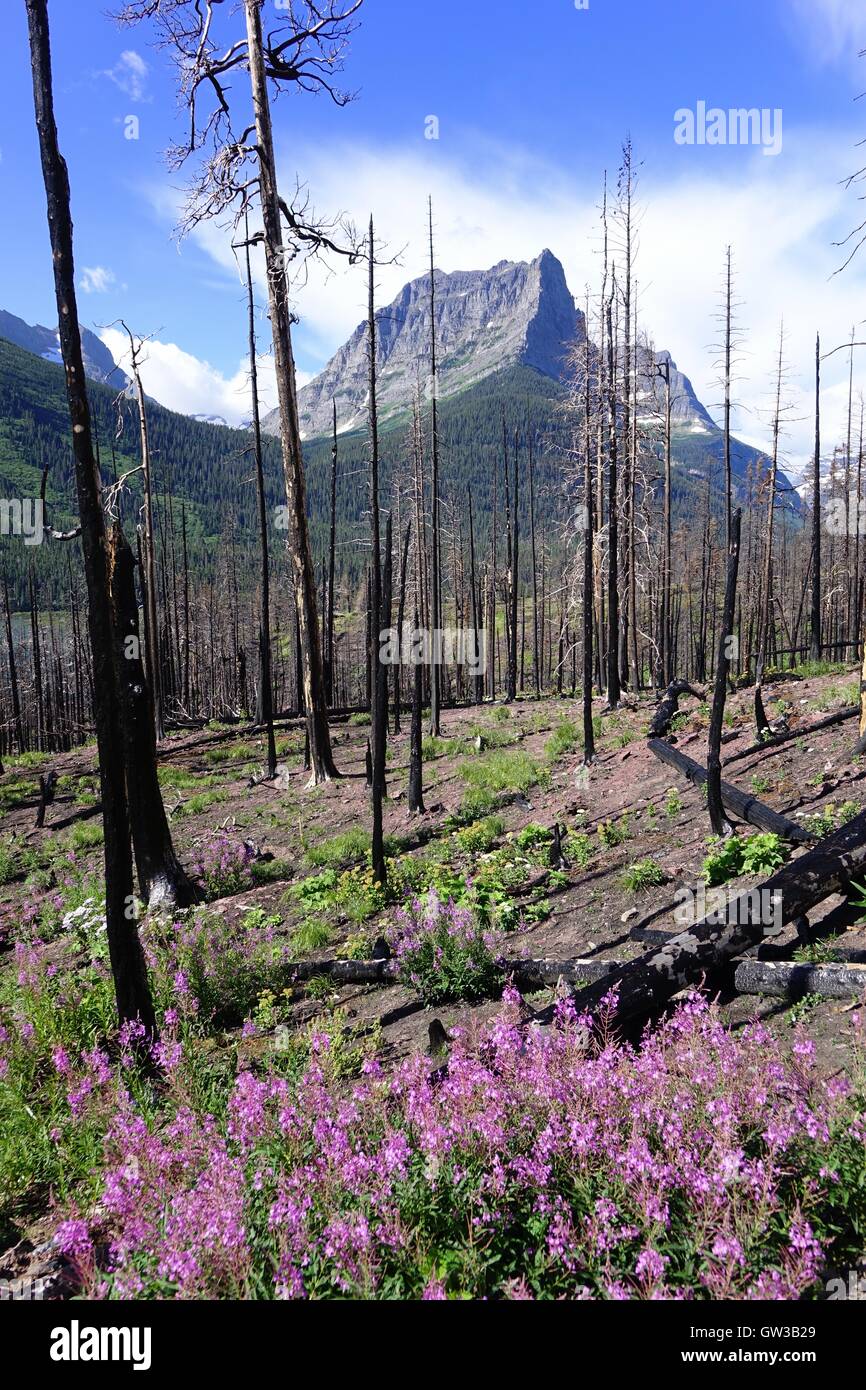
[80,266,117,294]
[143,123,866,476]
[99,325,311,426]
[787,0,866,66]
[103,50,150,103]
[267,131,866,478]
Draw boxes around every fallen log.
[565,808,866,1024]
[648,680,706,739]
[723,705,858,767]
[647,738,814,844]
[288,955,622,990]
[732,959,866,1000]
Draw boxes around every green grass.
[545,718,579,761]
[791,659,848,680]
[290,918,335,955]
[0,836,16,886]
[622,857,666,892]
[421,735,458,762]
[64,821,104,852]
[174,790,231,817]
[458,749,547,797]
[306,828,370,869]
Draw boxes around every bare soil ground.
[3,667,866,1285]
[3,666,865,1080]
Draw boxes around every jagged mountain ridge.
[0,308,129,392]
[266,249,723,444]
[264,249,585,439]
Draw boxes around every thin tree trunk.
[243,0,337,784]
[707,509,742,837]
[25,0,154,1029]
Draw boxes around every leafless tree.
[116,0,367,782]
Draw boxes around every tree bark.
[243,0,337,784]
[107,523,200,908]
[568,808,866,1023]
[648,737,814,843]
[707,509,742,836]
[25,0,154,1030]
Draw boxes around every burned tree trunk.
[810,333,822,664]
[26,0,154,1029]
[107,524,200,909]
[366,219,387,887]
[393,520,411,732]
[648,738,813,844]
[326,399,338,708]
[242,218,277,781]
[569,808,866,1023]
[427,197,442,738]
[707,509,741,836]
[648,680,704,739]
[243,0,337,785]
[408,609,425,814]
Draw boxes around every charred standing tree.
[121,324,163,742]
[605,279,621,708]
[393,520,411,732]
[581,323,596,762]
[366,219,387,886]
[25,0,154,1030]
[408,607,425,814]
[107,524,200,908]
[427,197,442,737]
[241,218,277,780]
[810,333,822,664]
[657,357,672,687]
[326,399,338,707]
[508,431,520,701]
[707,509,742,837]
[528,436,540,697]
[754,329,784,739]
[467,488,483,705]
[3,575,24,754]
[243,0,338,784]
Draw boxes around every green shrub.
[622,858,666,892]
[702,832,789,887]
[306,828,370,869]
[598,815,630,848]
[454,816,504,853]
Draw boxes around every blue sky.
[1,0,865,467]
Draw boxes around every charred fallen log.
[647,738,813,844]
[564,809,866,1023]
[648,680,706,739]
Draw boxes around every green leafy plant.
[598,815,630,848]
[622,858,666,892]
[702,833,789,887]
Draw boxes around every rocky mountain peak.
[265,250,585,440]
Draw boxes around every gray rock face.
[636,346,717,432]
[264,249,585,440]
[0,308,129,391]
